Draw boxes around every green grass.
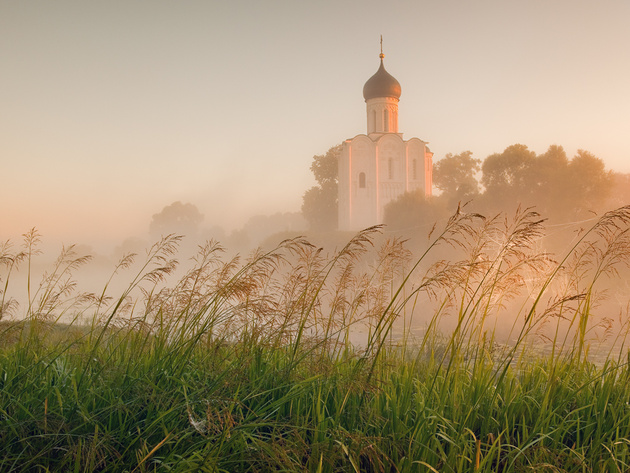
[1,206,630,472]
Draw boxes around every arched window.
[388,158,393,179]
[384,109,389,132]
[359,172,366,188]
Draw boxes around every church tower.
[363,48,401,135]
[338,42,433,231]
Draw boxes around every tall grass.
[1,206,630,472]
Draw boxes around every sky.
[2,0,629,252]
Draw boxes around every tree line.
[302,144,627,232]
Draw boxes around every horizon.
[2,0,629,253]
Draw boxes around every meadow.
[2,206,630,472]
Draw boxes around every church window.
[384,109,389,132]
[359,172,366,188]
[388,158,393,179]
[413,159,417,179]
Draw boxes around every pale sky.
[2,0,629,251]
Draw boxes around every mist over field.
[4,3,630,469]
[4,193,630,359]
[2,1,630,248]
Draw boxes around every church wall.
[350,136,377,230]
[339,134,434,231]
[406,138,427,195]
[424,150,433,196]
[375,134,405,223]
[338,140,352,230]
[339,135,379,231]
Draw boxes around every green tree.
[433,150,480,206]
[301,145,342,231]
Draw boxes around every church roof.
[362,56,401,101]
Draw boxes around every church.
[338,47,433,231]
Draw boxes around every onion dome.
[362,54,401,101]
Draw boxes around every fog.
[3,198,630,359]
[2,1,630,252]
[2,2,630,355]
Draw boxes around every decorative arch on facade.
[406,137,431,195]
[376,134,405,182]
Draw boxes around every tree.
[301,145,342,231]
[481,144,536,200]
[479,144,613,219]
[525,145,570,218]
[433,151,480,206]
[149,201,204,238]
[606,172,630,209]
[383,190,448,232]
[566,149,613,213]
[378,141,614,232]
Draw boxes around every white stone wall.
[338,133,432,231]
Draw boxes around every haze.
[2,0,629,253]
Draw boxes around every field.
[2,207,630,472]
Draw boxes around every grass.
[1,206,630,472]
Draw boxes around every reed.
[1,206,630,472]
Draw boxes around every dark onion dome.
[363,57,401,101]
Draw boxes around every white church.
[338,47,433,231]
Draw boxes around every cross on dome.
[362,37,401,101]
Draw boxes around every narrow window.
[413,159,417,179]
[384,109,389,132]
[388,158,393,180]
[359,172,366,188]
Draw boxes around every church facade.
[338,50,433,231]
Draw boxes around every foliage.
[607,172,630,209]
[386,143,615,232]
[433,150,481,205]
[310,145,340,186]
[301,182,338,232]
[479,144,613,219]
[302,145,342,231]
[481,144,537,201]
[149,201,204,238]
[2,205,630,472]
[525,144,572,217]
[383,190,449,232]
[303,141,616,236]
[568,149,614,210]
